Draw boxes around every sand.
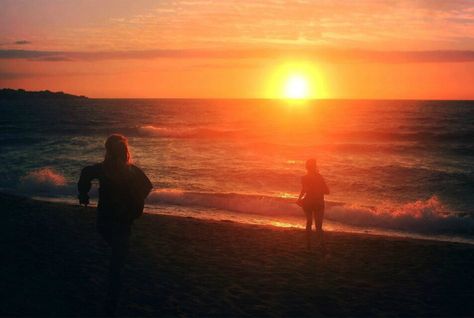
[1,192,473,317]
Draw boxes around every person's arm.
[132,166,153,200]
[77,164,100,206]
[297,177,306,204]
[322,176,330,195]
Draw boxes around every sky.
[1,0,474,99]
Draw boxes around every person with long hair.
[297,158,329,251]
[78,134,152,316]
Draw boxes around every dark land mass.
[1,192,473,317]
[0,88,87,100]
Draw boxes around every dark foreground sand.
[1,193,473,317]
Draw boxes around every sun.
[266,61,327,99]
[284,75,309,99]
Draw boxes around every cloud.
[0,49,54,59]
[1,48,474,64]
[2,0,474,55]
[0,69,118,79]
[34,56,72,62]
[66,0,473,51]
[331,49,474,63]
[14,40,31,45]
[0,71,38,79]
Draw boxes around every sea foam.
[147,189,474,235]
[13,168,474,236]
[19,168,67,192]
[18,168,79,196]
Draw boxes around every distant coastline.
[0,88,88,100]
[1,89,472,100]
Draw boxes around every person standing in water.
[78,134,153,316]
[297,158,329,251]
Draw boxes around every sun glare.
[284,75,309,99]
[266,61,327,99]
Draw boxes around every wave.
[10,119,473,146]
[18,168,75,195]
[329,130,474,143]
[137,125,244,138]
[148,189,474,236]
[10,168,474,236]
[0,136,46,146]
[148,189,306,215]
[328,197,474,235]
[135,126,474,149]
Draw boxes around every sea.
[1,98,473,243]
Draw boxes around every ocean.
[1,98,473,243]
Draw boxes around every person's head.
[104,134,131,167]
[305,158,318,173]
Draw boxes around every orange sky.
[1,0,474,99]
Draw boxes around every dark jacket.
[78,163,153,223]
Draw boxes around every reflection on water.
[1,99,473,240]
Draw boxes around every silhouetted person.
[297,158,329,251]
[78,134,152,316]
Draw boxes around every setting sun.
[284,75,309,99]
[266,61,327,99]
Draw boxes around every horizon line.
[73,97,474,101]
[2,88,473,101]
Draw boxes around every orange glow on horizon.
[1,1,474,99]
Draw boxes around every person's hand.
[78,194,89,207]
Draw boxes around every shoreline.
[2,191,474,316]
[10,190,474,246]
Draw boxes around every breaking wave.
[328,197,474,235]
[17,168,77,196]
[148,189,474,235]
[11,168,474,236]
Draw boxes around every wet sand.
[1,192,473,317]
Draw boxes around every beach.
[2,192,473,317]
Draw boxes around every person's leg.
[105,223,130,316]
[315,203,326,251]
[304,207,313,250]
